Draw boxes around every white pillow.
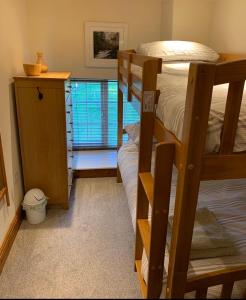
[162,62,190,76]
[124,122,140,144]
[137,40,219,62]
[124,122,157,146]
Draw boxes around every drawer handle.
[37,87,43,100]
[67,131,72,134]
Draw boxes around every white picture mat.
[85,22,128,68]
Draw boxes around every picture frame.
[85,22,128,68]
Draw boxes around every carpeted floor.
[0,178,141,299]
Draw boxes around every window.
[72,80,139,149]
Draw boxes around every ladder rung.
[139,172,153,207]
[135,260,147,298]
[137,219,150,260]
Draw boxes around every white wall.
[26,0,163,79]
[209,0,246,53]
[161,0,173,40]
[0,0,30,245]
[171,0,215,45]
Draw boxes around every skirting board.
[0,205,23,273]
[74,168,117,178]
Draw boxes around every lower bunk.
[118,139,246,298]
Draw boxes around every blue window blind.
[71,80,139,149]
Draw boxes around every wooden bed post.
[117,50,136,182]
[117,52,124,183]
[117,87,123,183]
[135,60,160,261]
[165,63,216,298]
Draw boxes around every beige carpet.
[0,178,141,299]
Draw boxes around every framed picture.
[85,22,128,68]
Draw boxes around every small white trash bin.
[22,189,48,225]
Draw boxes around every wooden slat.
[130,85,142,102]
[201,154,246,180]
[0,187,7,202]
[131,53,162,70]
[132,72,142,84]
[195,288,208,299]
[118,49,135,59]
[154,118,182,168]
[215,60,246,85]
[219,80,245,154]
[135,260,147,298]
[119,66,128,78]
[139,172,153,207]
[186,266,246,292]
[219,53,246,62]
[221,282,234,299]
[137,219,150,259]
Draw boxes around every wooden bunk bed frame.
[117,49,246,299]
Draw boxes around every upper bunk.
[117,44,246,182]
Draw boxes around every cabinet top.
[14,72,71,81]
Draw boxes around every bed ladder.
[135,142,174,299]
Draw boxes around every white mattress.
[132,65,246,152]
[118,141,246,298]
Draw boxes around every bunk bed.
[117,43,246,299]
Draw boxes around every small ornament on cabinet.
[36,52,48,73]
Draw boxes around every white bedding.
[132,64,246,152]
[118,141,246,298]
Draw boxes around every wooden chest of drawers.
[14,72,73,209]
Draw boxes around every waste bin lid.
[23,188,48,206]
